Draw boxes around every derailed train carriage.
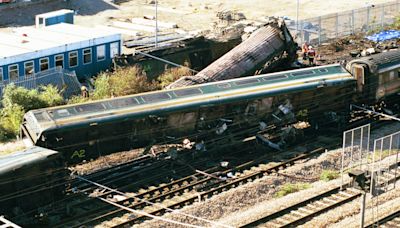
[0,147,67,222]
[21,50,400,164]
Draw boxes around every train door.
[86,123,99,158]
[352,64,366,93]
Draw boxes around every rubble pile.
[70,144,182,175]
[316,34,400,65]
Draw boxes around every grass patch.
[320,170,339,181]
[275,182,311,198]
[367,149,399,163]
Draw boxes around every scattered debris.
[216,10,246,22]
[168,17,297,88]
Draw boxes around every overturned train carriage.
[0,147,67,222]
[167,18,297,88]
[22,64,356,164]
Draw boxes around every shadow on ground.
[0,0,118,27]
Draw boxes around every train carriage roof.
[0,147,59,174]
[348,49,400,73]
[24,64,354,141]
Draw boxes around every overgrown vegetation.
[157,62,193,88]
[274,182,311,198]
[367,149,399,162]
[67,66,161,104]
[0,84,64,141]
[320,170,339,181]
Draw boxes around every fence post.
[336,13,339,38]
[381,4,385,28]
[300,20,304,44]
[318,16,322,45]
[397,0,400,14]
[351,10,355,34]
[366,6,370,32]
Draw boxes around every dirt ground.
[0,0,390,33]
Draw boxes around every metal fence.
[370,130,400,195]
[341,124,371,186]
[0,67,81,100]
[290,1,400,45]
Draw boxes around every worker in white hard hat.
[307,45,316,66]
[81,86,89,98]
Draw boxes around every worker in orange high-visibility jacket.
[307,46,316,66]
[301,42,309,61]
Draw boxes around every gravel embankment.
[303,179,400,228]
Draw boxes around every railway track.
[240,161,400,228]
[365,210,400,228]
[51,117,392,227]
[239,186,361,228]
[53,138,276,227]
[98,147,328,228]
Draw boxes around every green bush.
[0,104,25,137]
[2,84,46,111]
[0,124,8,142]
[38,85,64,107]
[2,84,63,111]
[0,84,64,140]
[67,95,91,104]
[92,73,111,100]
[275,182,311,198]
[158,64,193,88]
[320,170,339,182]
[109,66,159,96]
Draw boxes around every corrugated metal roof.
[0,23,121,65]
[0,146,58,174]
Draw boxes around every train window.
[142,92,171,103]
[24,61,34,77]
[234,78,260,86]
[39,58,49,72]
[290,70,315,77]
[217,83,231,89]
[262,75,287,81]
[83,48,92,64]
[69,51,78,68]
[55,54,64,68]
[390,71,395,80]
[56,109,70,117]
[97,45,106,61]
[318,69,328,73]
[108,97,139,108]
[8,64,19,80]
[75,103,106,113]
[174,88,203,97]
[34,112,48,122]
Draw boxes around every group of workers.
[301,42,316,66]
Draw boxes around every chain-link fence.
[341,124,371,186]
[0,67,81,100]
[370,131,400,195]
[290,1,400,45]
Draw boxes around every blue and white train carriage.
[0,23,121,81]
